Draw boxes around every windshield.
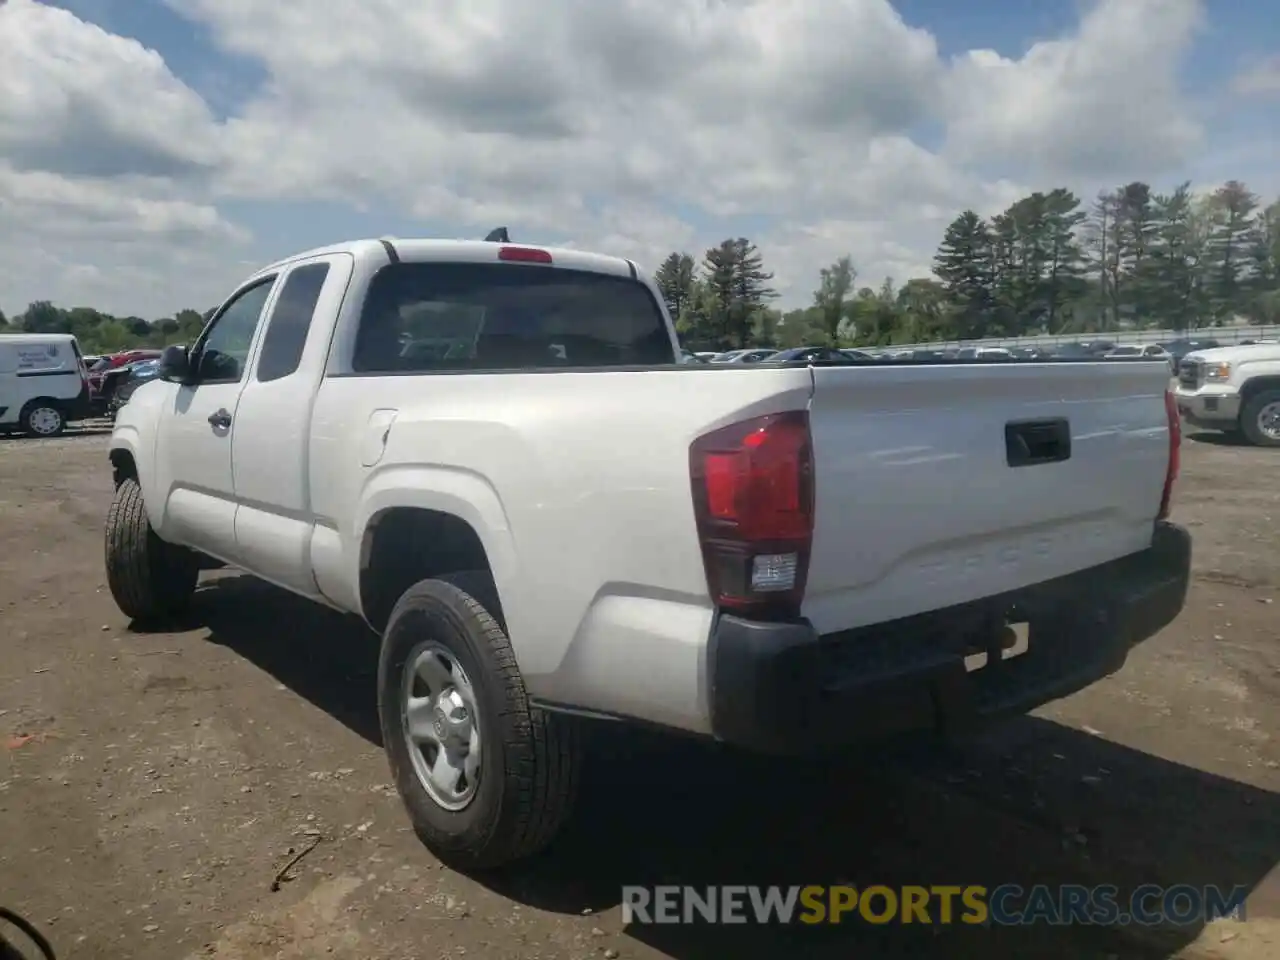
[352,262,674,372]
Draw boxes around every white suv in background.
[1174,342,1280,446]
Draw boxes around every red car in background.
[86,350,162,395]
[86,349,163,416]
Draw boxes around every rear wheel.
[378,571,580,870]
[1240,389,1280,447]
[20,400,65,438]
[104,477,200,623]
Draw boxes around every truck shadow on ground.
[1185,430,1253,447]
[192,574,1279,960]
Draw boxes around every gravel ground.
[0,424,1276,960]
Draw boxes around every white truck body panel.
[111,237,1178,737]
[804,362,1169,634]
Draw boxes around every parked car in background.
[1160,338,1220,369]
[1009,346,1055,360]
[1104,344,1170,361]
[95,362,150,417]
[706,348,778,363]
[0,332,93,436]
[1051,342,1095,358]
[905,348,949,361]
[86,349,163,395]
[766,346,860,363]
[108,360,162,415]
[1174,341,1280,446]
[839,349,875,361]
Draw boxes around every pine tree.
[933,211,995,339]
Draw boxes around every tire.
[104,477,200,623]
[378,571,580,871]
[1239,389,1280,447]
[20,399,65,438]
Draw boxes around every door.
[0,345,16,425]
[231,254,354,595]
[154,277,278,561]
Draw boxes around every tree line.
[660,179,1280,350]
[2,179,1277,355]
[0,301,211,356]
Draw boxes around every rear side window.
[351,263,674,373]
[256,263,331,382]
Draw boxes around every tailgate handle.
[1005,418,1071,467]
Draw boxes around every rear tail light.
[689,411,814,617]
[497,246,553,264]
[1158,388,1180,520]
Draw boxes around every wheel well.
[359,508,493,632]
[109,448,138,487]
[1241,377,1280,403]
[20,396,62,413]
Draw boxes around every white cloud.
[0,0,246,316]
[0,0,1224,316]
[941,0,1204,181]
[1232,56,1280,97]
[0,0,223,178]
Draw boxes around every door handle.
[208,409,232,429]
[1005,418,1071,467]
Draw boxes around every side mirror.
[158,344,193,384]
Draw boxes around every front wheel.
[20,401,65,438]
[104,477,200,623]
[1240,389,1280,447]
[377,571,580,871]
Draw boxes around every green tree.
[20,301,67,333]
[1246,199,1280,323]
[895,278,948,342]
[1204,180,1260,324]
[1082,190,1118,330]
[1041,189,1088,333]
[654,252,696,322]
[933,211,995,339]
[701,238,776,348]
[1113,181,1160,325]
[774,306,826,347]
[813,255,855,347]
[1148,183,1210,332]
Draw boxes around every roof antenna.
[484,227,510,243]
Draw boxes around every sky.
[1,0,1278,318]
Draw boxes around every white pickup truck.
[105,236,1191,869]
[1173,341,1280,446]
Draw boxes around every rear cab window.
[351,262,675,372]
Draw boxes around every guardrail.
[867,324,1279,354]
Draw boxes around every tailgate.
[803,361,1172,635]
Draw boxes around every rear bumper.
[707,521,1191,755]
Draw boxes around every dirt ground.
[0,424,1276,960]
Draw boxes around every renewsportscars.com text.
[621,884,1249,927]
